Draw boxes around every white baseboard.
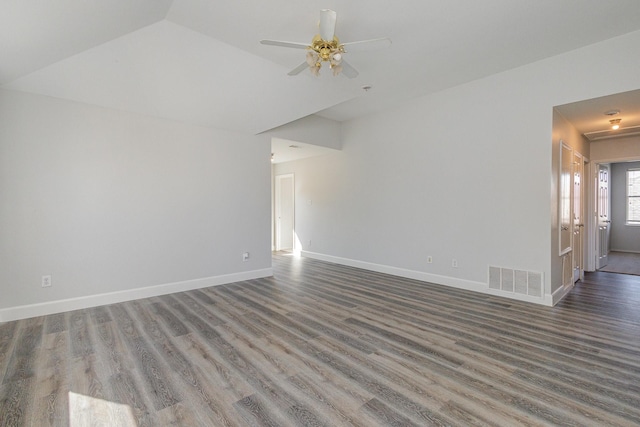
[301,250,487,292]
[302,251,553,306]
[550,282,574,306]
[610,248,640,254]
[0,268,273,323]
[487,288,553,306]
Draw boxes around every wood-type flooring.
[1,253,640,426]
[599,251,640,276]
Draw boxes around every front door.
[596,164,610,269]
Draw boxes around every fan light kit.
[261,9,391,78]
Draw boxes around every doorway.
[274,173,295,251]
[591,160,640,275]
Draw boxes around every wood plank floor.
[599,251,640,276]
[2,253,640,426]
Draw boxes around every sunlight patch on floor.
[69,391,136,426]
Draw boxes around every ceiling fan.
[260,9,391,78]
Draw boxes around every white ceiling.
[3,1,640,136]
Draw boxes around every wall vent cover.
[489,266,543,298]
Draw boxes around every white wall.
[610,161,640,252]
[0,90,272,320]
[275,29,640,305]
[590,135,640,162]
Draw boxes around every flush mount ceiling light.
[604,110,621,130]
[260,9,391,78]
[610,118,622,130]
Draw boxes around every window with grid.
[628,169,640,225]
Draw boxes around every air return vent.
[489,266,543,298]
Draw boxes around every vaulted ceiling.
[3,1,640,135]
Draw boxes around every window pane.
[629,170,640,197]
[628,170,640,223]
[629,197,640,223]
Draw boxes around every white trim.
[302,251,484,291]
[274,173,295,252]
[0,268,273,323]
[586,161,597,272]
[550,282,574,306]
[627,168,640,224]
[588,156,640,270]
[610,249,640,254]
[302,251,554,306]
[487,288,553,306]
[559,141,573,256]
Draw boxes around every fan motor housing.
[311,35,342,61]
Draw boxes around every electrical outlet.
[242,252,249,262]
[427,256,433,264]
[42,275,52,288]
[452,259,458,268]
[308,240,312,247]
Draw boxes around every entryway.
[594,161,640,276]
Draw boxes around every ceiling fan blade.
[340,60,359,79]
[341,37,392,52]
[260,40,309,49]
[319,9,337,41]
[288,62,310,76]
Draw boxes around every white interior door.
[275,174,294,251]
[596,164,610,269]
[572,153,584,282]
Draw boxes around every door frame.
[274,173,295,251]
[572,152,586,282]
[595,163,611,269]
[587,155,640,271]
